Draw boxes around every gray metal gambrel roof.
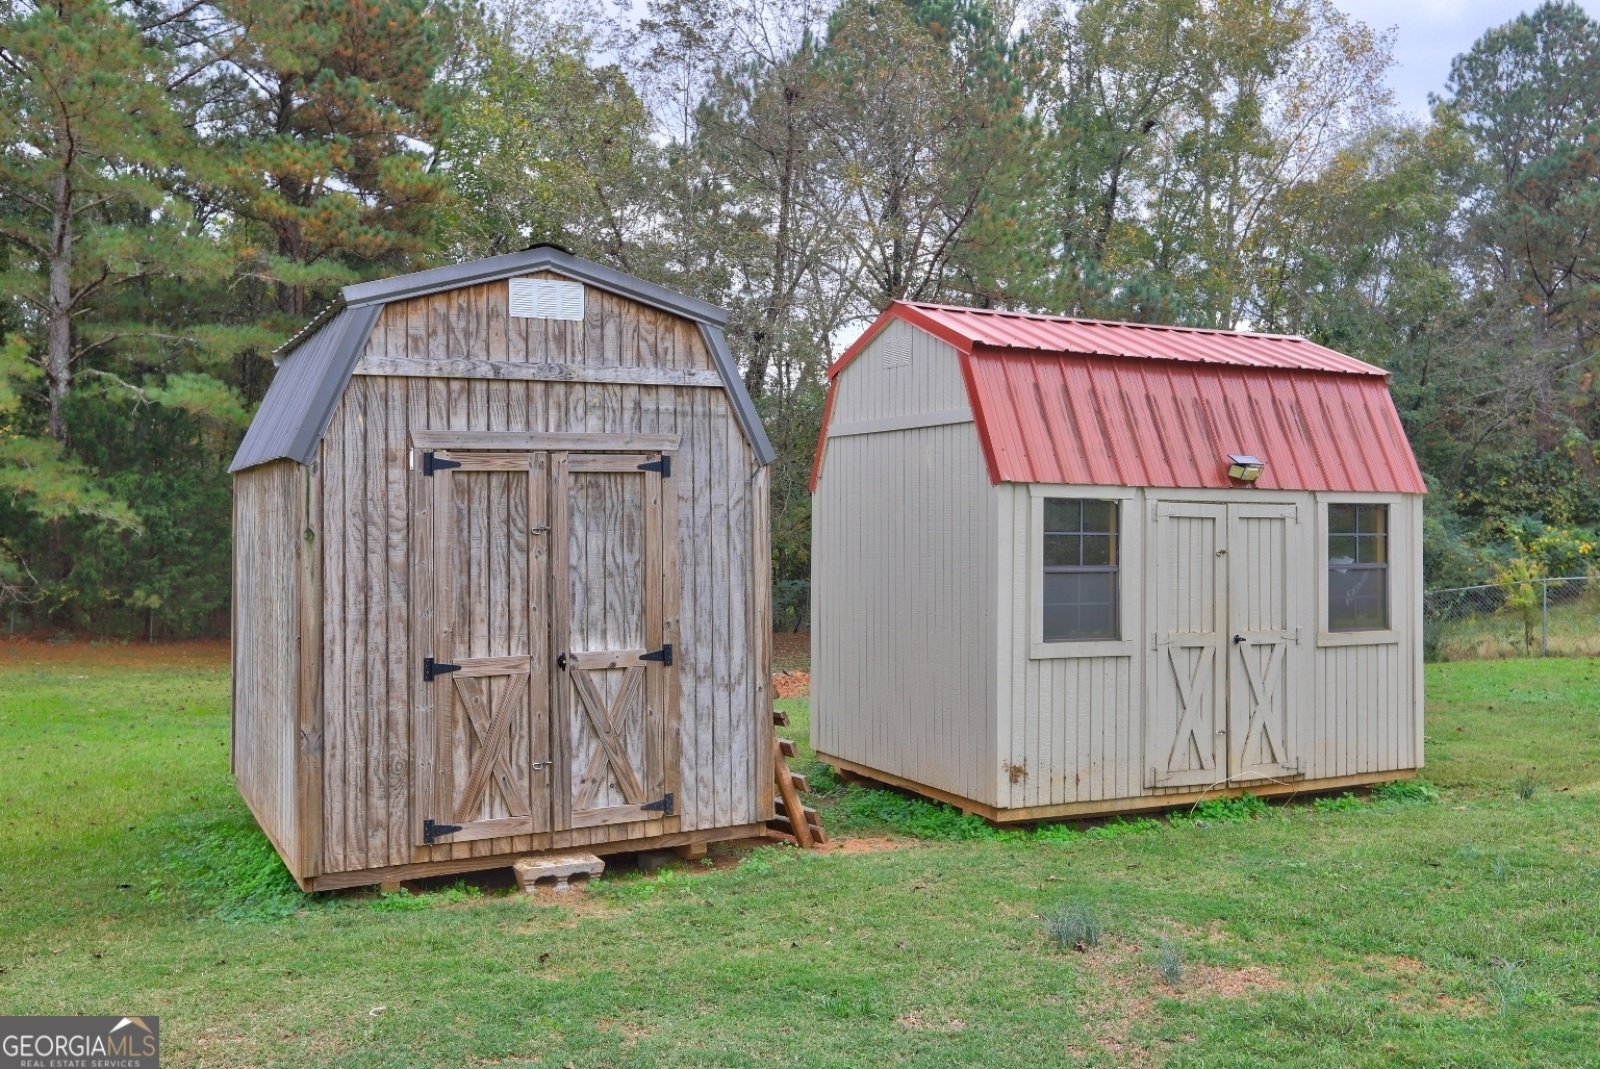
[229,246,775,473]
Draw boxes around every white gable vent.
[509,278,585,321]
[882,337,911,369]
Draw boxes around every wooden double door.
[1146,501,1304,789]
[412,443,680,847]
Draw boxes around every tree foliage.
[1,0,1598,630]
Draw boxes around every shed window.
[1043,499,1119,641]
[1328,504,1388,631]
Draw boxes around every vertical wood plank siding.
[811,326,998,805]
[315,278,762,874]
[232,460,305,874]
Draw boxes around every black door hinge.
[640,644,673,667]
[641,793,675,817]
[423,818,462,843]
[423,452,461,476]
[637,456,671,478]
[423,656,461,682]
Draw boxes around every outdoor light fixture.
[1226,454,1265,483]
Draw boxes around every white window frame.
[1316,494,1402,647]
[1028,484,1138,659]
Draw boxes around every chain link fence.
[1424,575,1600,661]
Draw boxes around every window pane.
[1357,504,1387,536]
[1044,571,1118,641]
[1081,499,1117,534]
[1328,535,1357,563]
[1329,504,1357,534]
[1356,533,1387,564]
[1044,534,1081,567]
[1329,565,1388,630]
[1044,499,1081,534]
[1081,534,1115,566]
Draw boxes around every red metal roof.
[813,302,1425,494]
[964,351,1425,492]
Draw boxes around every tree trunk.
[46,168,74,442]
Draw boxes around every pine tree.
[216,0,448,318]
[0,0,209,439]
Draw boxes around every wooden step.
[778,738,797,758]
[773,800,828,843]
[772,708,790,727]
[788,772,810,794]
[767,814,828,844]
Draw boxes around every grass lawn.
[1,641,1598,1067]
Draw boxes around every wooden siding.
[232,460,305,874]
[811,326,996,805]
[315,278,764,876]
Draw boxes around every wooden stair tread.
[778,738,797,757]
[772,708,790,727]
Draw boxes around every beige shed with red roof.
[810,302,1425,821]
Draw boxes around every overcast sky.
[1338,0,1594,116]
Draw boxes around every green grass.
[2,651,1598,1066]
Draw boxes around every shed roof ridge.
[898,300,1309,343]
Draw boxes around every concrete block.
[513,853,605,893]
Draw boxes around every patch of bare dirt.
[1363,955,1490,1018]
[828,835,906,854]
[0,634,230,669]
[773,670,810,698]
[1062,934,1292,1066]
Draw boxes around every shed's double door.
[1146,501,1304,789]
[413,447,679,847]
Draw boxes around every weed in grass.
[818,992,875,1019]
[1489,958,1529,1015]
[1171,793,1270,825]
[1313,792,1365,813]
[1491,855,1512,881]
[1043,901,1104,951]
[1374,779,1440,805]
[831,786,1000,841]
[370,880,483,912]
[160,813,312,921]
[1156,934,1185,986]
[1514,768,1539,800]
[804,762,839,794]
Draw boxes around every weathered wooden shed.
[810,302,1426,822]
[230,246,776,890]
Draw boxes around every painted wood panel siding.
[232,460,304,872]
[996,483,1139,810]
[811,326,995,805]
[999,485,1424,813]
[316,280,765,875]
[828,319,970,424]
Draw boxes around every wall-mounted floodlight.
[1226,454,1265,483]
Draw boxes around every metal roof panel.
[962,350,1425,493]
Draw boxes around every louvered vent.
[882,338,911,369]
[508,278,585,321]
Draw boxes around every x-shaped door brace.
[452,674,531,823]
[1236,641,1285,766]
[571,667,649,811]
[1165,644,1217,772]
